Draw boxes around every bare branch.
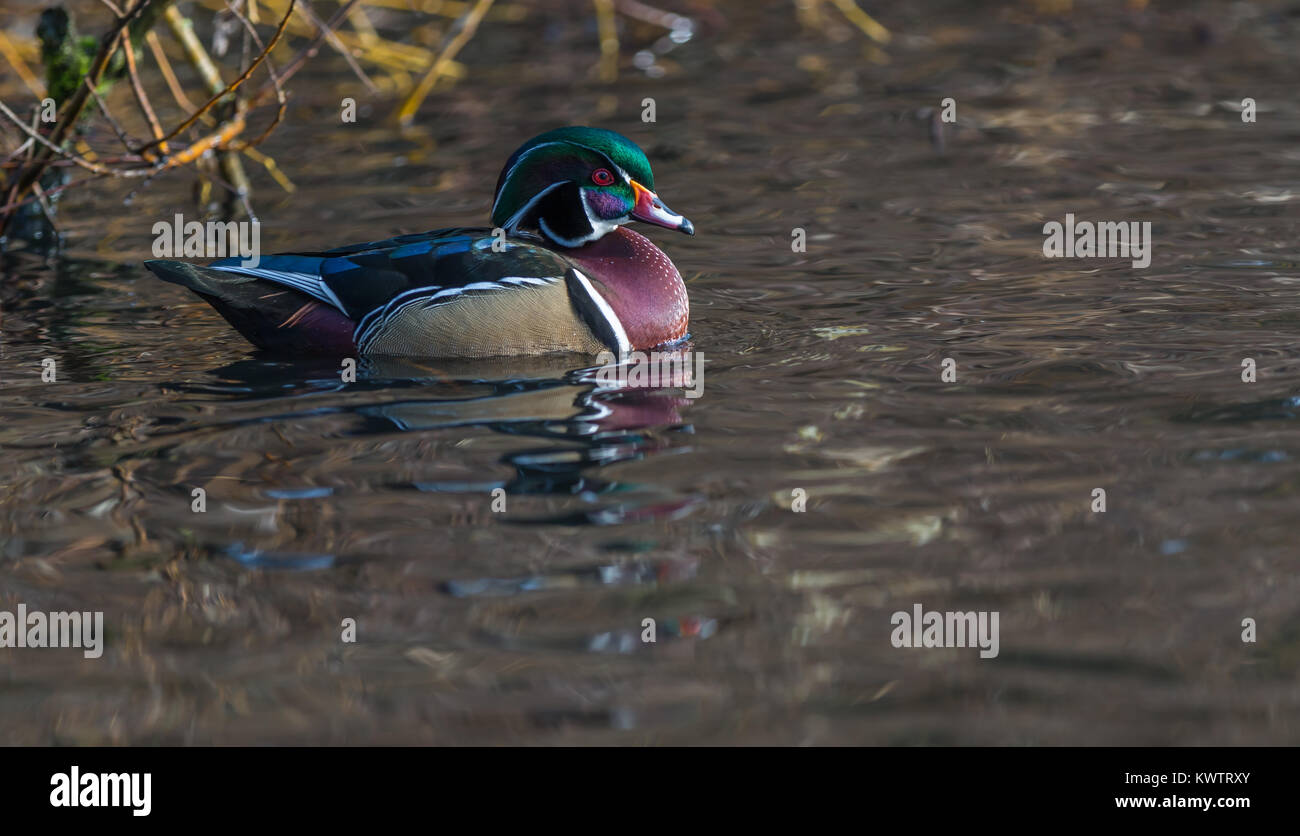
[85,79,138,152]
[139,0,296,156]
[0,99,120,176]
[396,0,495,126]
[120,27,170,158]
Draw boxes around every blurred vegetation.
[0,0,897,251]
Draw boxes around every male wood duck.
[145,127,694,357]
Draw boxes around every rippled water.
[3,1,1300,744]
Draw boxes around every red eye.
[591,168,615,186]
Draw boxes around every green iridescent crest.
[490,127,653,231]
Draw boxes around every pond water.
[2,0,1299,744]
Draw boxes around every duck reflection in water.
[205,346,703,534]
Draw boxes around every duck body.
[146,127,694,359]
[147,225,687,357]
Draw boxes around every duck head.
[491,126,694,248]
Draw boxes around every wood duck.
[146,127,694,358]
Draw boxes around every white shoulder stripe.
[568,268,632,357]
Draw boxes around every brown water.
[3,0,1300,744]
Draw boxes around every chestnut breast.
[560,227,689,350]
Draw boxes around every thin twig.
[616,0,687,29]
[221,0,290,150]
[139,0,295,156]
[203,164,260,221]
[346,3,380,48]
[120,28,169,158]
[261,0,364,95]
[240,146,295,192]
[0,30,46,99]
[827,0,891,44]
[158,114,247,169]
[145,29,201,115]
[85,79,137,151]
[30,181,62,236]
[0,174,106,215]
[2,115,36,164]
[293,0,378,93]
[1,0,172,232]
[0,99,119,176]
[396,0,495,126]
[593,0,618,83]
[162,6,226,97]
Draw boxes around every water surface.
[2,0,1299,744]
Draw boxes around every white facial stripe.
[502,181,565,233]
[493,138,637,226]
[579,187,626,241]
[490,142,568,220]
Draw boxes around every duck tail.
[145,260,357,354]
